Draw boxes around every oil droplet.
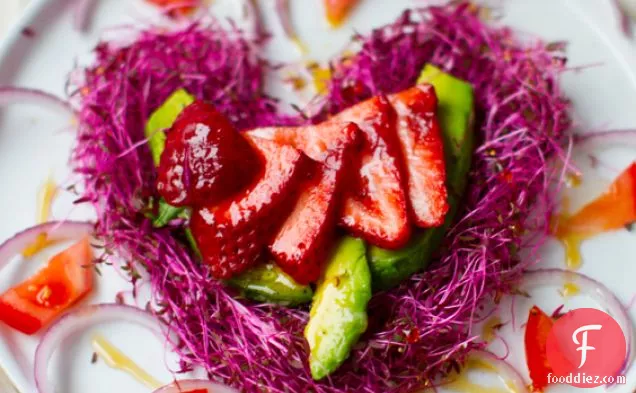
[308,63,332,94]
[566,173,582,188]
[340,50,356,65]
[37,177,58,223]
[479,5,493,21]
[91,334,163,389]
[445,357,517,393]
[291,37,309,55]
[481,316,502,342]
[557,232,586,270]
[326,13,346,28]
[22,235,56,258]
[22,177,59,257]
[284,73,307,91]
[552,196,585,270]
[562,282,580,298]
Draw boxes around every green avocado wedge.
[368,66,475,291]
[145,89,195,166]
[229,263,313,306]
[305,237,371,381]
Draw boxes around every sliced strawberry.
[389,85,449,227]
[157,101,262,207]
[249,97,411,249]
[190,136,308,279]
[267,123,362,284]
[249,122,358,162]
[330,96,411,249]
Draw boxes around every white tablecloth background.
[0,0,29,38]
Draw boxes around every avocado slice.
[145,89,195,228]
[305,237,371,380]
[229,263,313,306]
[368,66,475,291]
[145,89,195,166]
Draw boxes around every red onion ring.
[467,350,530,393]
[613,0,634,37]
[574,129,636,151]
[73,0,97,32]
[274,0,295,39]
[152,379,239,393]
[0,221,94,273]
[0,86,75,116]
[34,304,168,393]
[518,269,635,377]
[239,0,264,41]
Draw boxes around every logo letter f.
[572,324,602,368]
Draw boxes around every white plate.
[1,0,636,392]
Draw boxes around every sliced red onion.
[0,221,94,272]
[518,269,635,377]
[239,0,264,41]
[574,129,636,151]
[0,87,75,116]
[34,304,167,393]
[274,0,295,39]
[73,0,97,32]
[613,0,633,37]
[468,350,529,393]
[153,379,239,393]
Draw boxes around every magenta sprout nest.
[71,3,572,392]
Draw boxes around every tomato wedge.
[324,0,360,27]
[524,305,555,392]
[0,238,94,335]
[146,0,198,17]
[558,162,636,237]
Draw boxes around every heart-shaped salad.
[1,1,635,393]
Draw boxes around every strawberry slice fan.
[184,87,447,285]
